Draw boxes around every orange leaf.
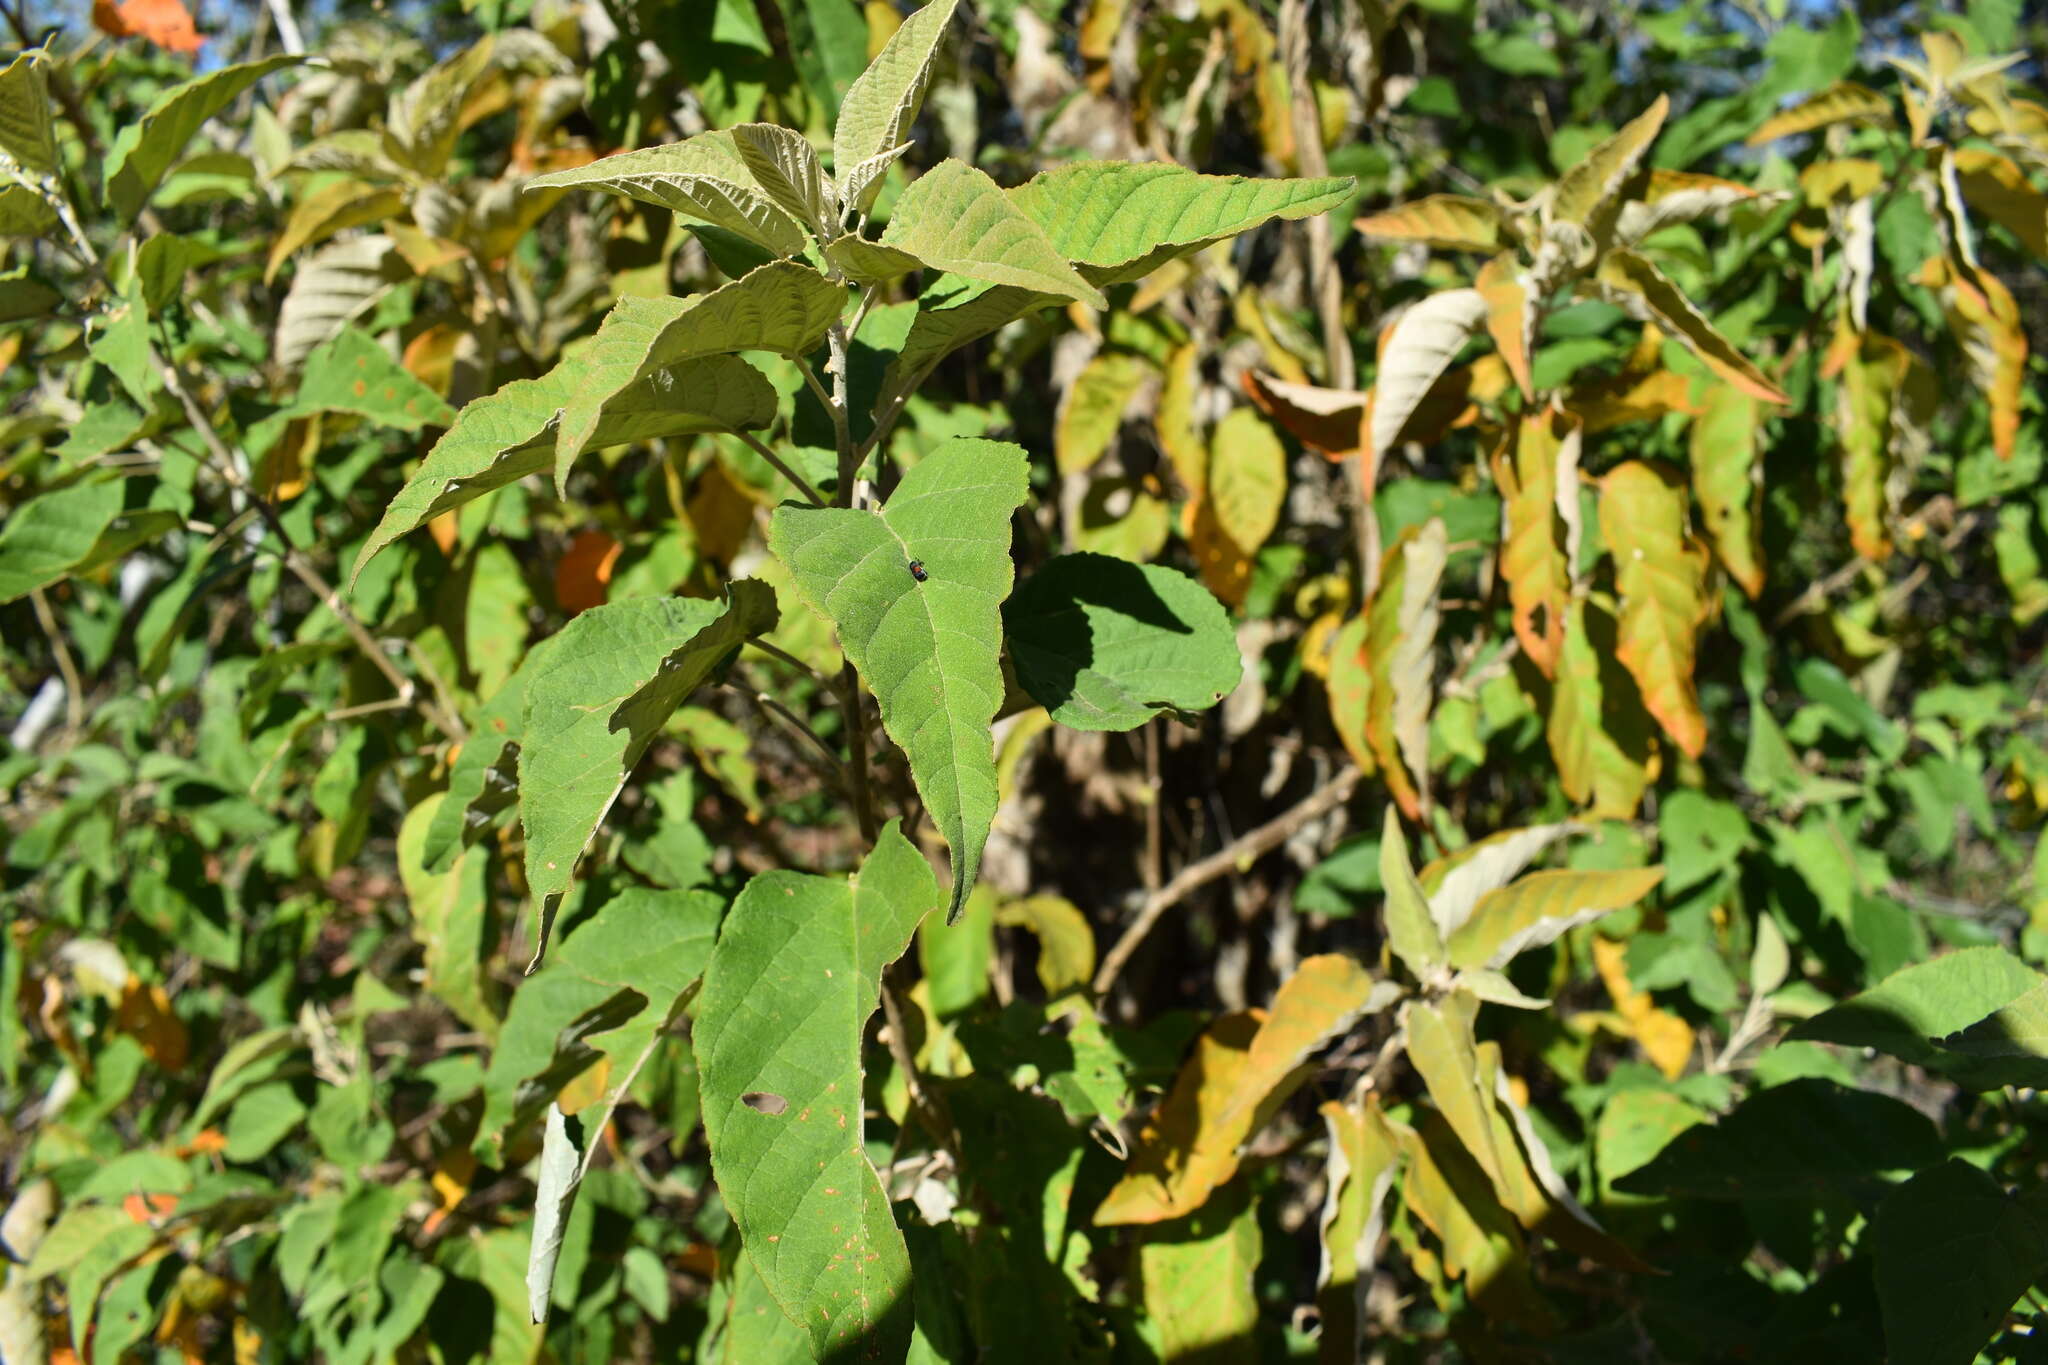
[1546,595,1655,819]
[94,0,205,51]
[402,324,465,397]
[686,457,758,570]
[1492,409,1577,678]
[1600,462,1709,759]
[1241,370,1365,460]
[554,529,621,614]
[1592,936,1693,1080]
[117,977,189,1071]
[1097,956,1383,1226]
[1476,254,1533,399]
[124,1191,180,1223]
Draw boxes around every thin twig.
[733,430,824,507]
[28,588,85,733]
[1094,765,1363,996]
[728,682,846,784]
[745,635,829,687]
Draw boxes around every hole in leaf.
[742,1091,789,1115]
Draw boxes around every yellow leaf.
[1601,460,1710,758]
[1551,94,1668,236]
[1689,385,1765,598]
[1188,492,1253,609]
[1057,351,1154,476]
[1950,148,2048,261]
[1207,408,1288,555]
[995,894,1096,995]
[685,457,756,569]
[1836,329,1911,561]
[1355,194,1505,251]
[1476,253,1534,399]
[1596,250,1789,405]
[1316,1097,1401,1363]
[1156,343,1207,498]
[1546,596,1655,818]
[1405,992,1505,1184]
[1448,865,1665,970]
[1097,956,1382,1225]
[1492,409,1577,678]
[266,181,405,284]
[1927,254,2028,461]
[1324,613,1377,776]
[1797,157,1884,208]
[1398,1112,1555,1331]
[1591,935,1693,1080]
[1571,366,1705,432]
[115,977,188,1071]
[1365,520,1447,820]
[1746,80,1894,145]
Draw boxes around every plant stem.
[732,430,824,507]
[1093,764,1362,996]
[839,661,878,846]
[826,321,858,504]
[28,588,85,733]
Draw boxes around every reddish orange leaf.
[1492,409,1577,678]
[555,529,621,614]
[94,0,205,52]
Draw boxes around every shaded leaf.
[1835,328,1909,561]
[274,234,409,373]
[1139,1179,1262,1364]
[1241,371,1365,459]
[730,122,834,235]
[1317,1099,1400,1365]
[1874,1161,2048,1365]
[1546,597,1654,817]
[1365,519,1447,819]
[397,795,498,1038]
[1056,351,1152,475]
[1004,553,1240,732]
[0,479,178,605]
[0,52,58,175]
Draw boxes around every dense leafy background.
[4,0,2048,1362]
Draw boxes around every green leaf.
[770,437,1029,920]
[1873,1160,2048,1365]
[1009,162,1354,287]
[104,56,303,220]
[1547,595,1654,818]
[288,326,456,431]
[527,130,809,257]
[1789,946,2045,1080]
[1380,806,1447,977]
[833,0,959,210]
[1688,385,1765,597]
[398,795,498,1038]
[423,650,549,872]
[1613,1078,1941,1200]
[352,355,774,584]
[884,275,1051,397]
[1138,1178,1262,1360]
[479,887,722,1151]
[730,122,835,236]
[552,262,845,494]
[518,584,777,935]
[0,182,56,237]
[694,821,940,1363]
[1003,552,1240,732]
[1601,460,1709,759]
[920,882,994,1020]
[879,159,1105,307]
[0,480,179,605]
[0,52,59,176]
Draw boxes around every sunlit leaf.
[1355,194,1504,251]
[880,159,1104,306]
[1594,250,1788,405]
[1368,290,1486,456]
[1547,597,1654,818]
[1746,81,1893,145]
[832,0,959,211]
[771,438,1029,920]
[1550,94,1667,240]
[695,822,939,1363]
[103,55,302,219]
[1365,519,1447,819]
[528,131,810,257]
[1492,409,1576,678]
[1601,460,1709,758]
[1450,866,1663,969]
[1689,385,1765,597]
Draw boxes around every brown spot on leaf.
[742,1091,788,1115]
